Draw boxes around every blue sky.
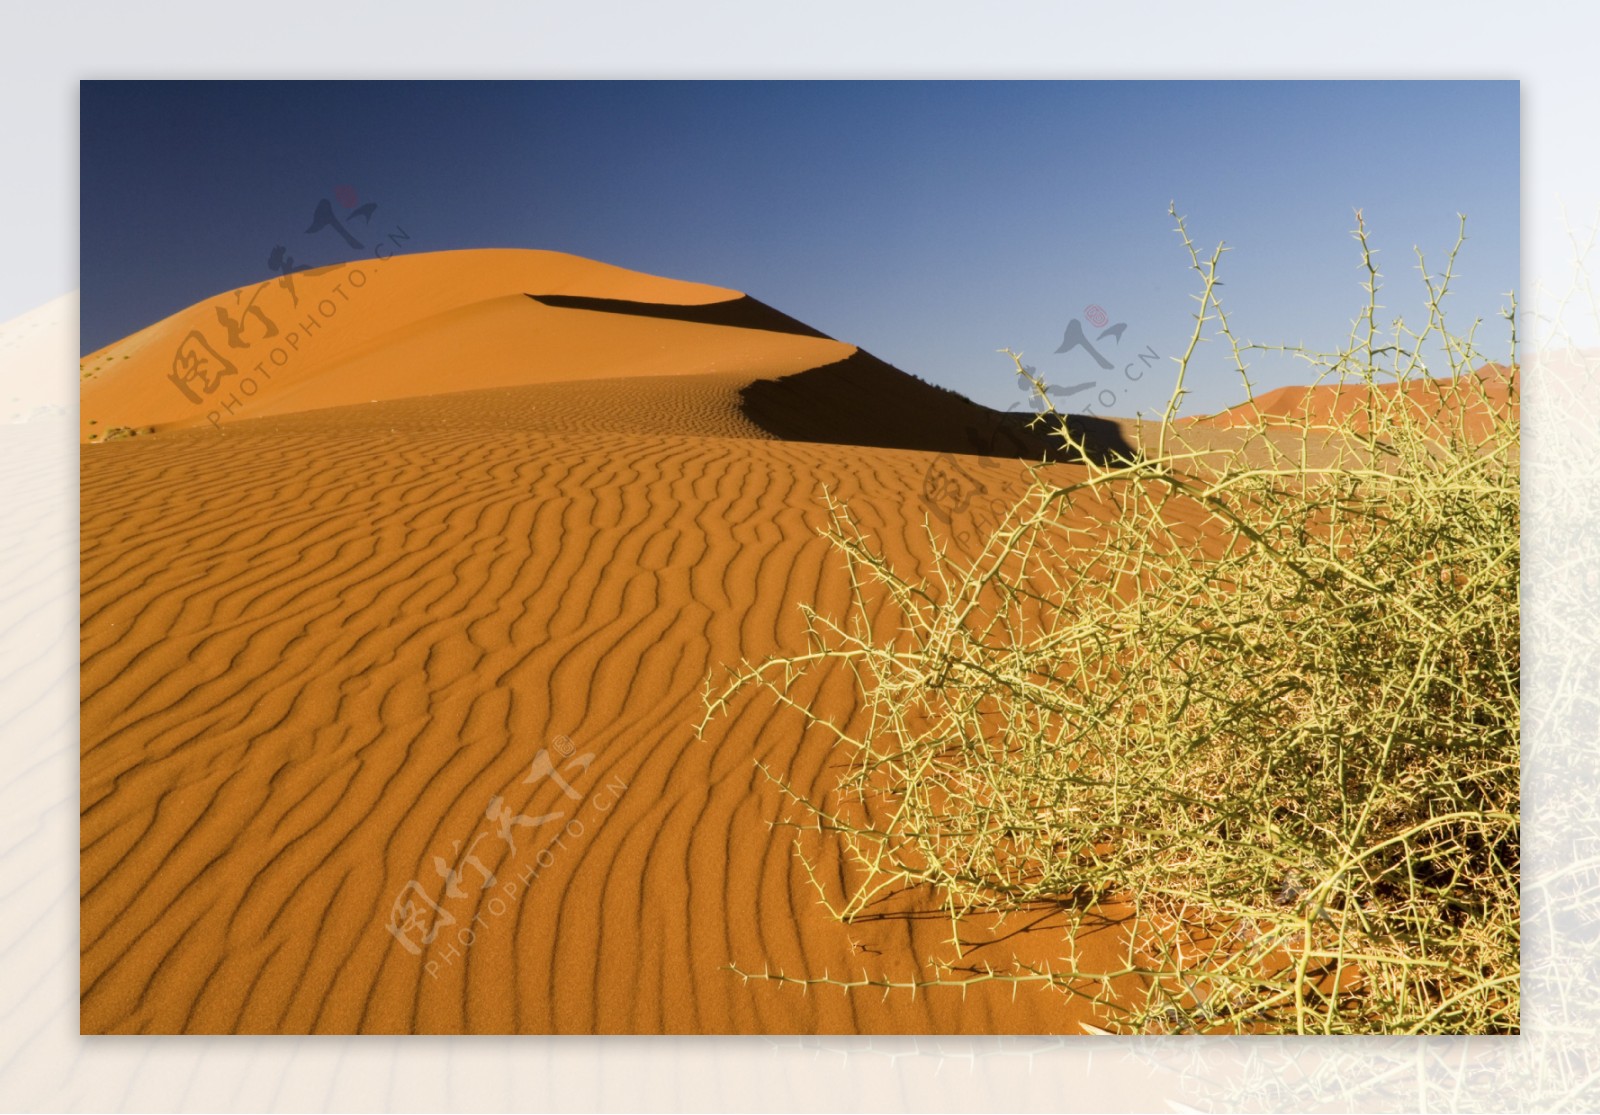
[80,80,1518,416]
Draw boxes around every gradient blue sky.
[80,80,1518,415]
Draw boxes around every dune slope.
[81,394,1137,1034]
[81,250,1131,1034]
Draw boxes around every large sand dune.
[81,250,1131,1034]
[80,248,1083,459]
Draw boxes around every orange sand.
[80,250,1130,1034]
[1185,361,1517,440]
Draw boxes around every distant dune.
[1185,361,1516,438]
[4,293,73,424]
[80,249,1140,1035]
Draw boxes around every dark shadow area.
[529,291,1139,463]
[1052,414,1144,466]
[740,349,1140,464]
[525,293,832,339]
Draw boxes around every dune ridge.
[80,249,857,441]
[1186,361,1516,437]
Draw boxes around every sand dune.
[80,249,846,441]
[4,293,74,424]
[79,250,1520,1033]
[81,250,1131,1034]
[79,247,1082,460]
[1187,361,1516,438]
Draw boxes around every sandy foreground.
[78,250,1517,1035]
[80,248,1515,1035]
[81,249,1151,1034]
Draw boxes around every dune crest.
[80,248,843,441]
[1185,361,1517,437]
[83,247,1130,464]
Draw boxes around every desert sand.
[81,249,1138,1034]
[1188,362,1516,440]
[79,250,1518,1034]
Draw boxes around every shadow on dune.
[525,293,832,339]
[529,292,1138,464]
[741,350,1138,464]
